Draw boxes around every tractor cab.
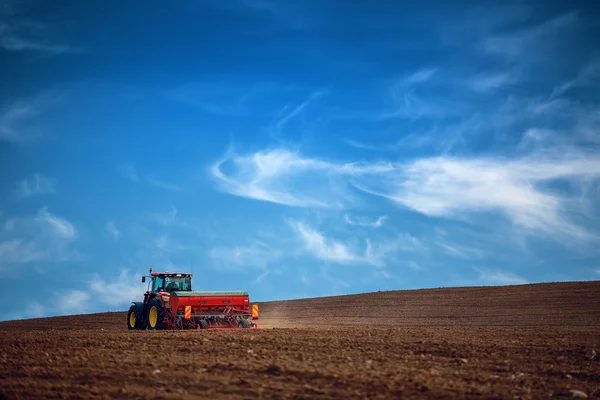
[142,268,192,293]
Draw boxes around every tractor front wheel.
[127,305,143,330]
[146,298,167,330]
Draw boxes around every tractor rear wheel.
[238,319,251,328]
[146,298,166,330]
[127,305,144,330]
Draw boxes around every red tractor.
[127,268,258,330]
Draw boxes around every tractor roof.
[150,272,192,277]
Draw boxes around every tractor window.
[163,276,192,292]
[152,277,164,292]
[152,275,191,292]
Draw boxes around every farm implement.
[127,268,259,330]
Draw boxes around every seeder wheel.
[238,319,251,328]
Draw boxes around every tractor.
[127,268,258,330]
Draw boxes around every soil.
[1,281,599,399]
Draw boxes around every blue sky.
[1,0,599,321]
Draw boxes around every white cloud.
[344,214,388,228]
[14,174,56,199]
[105,220,120,239]
[210,241,282,269]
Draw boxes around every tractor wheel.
[127,305,144,330]
[146,298,166,330]
[198,320,209,329]
[238,319,251,328]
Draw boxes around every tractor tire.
[146,298,167,330]
[127,305,144,330]
[238,319,251,328]
[198,320,209,329]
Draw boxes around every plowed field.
[1,281,599,399]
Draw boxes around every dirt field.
[1,281,599,399]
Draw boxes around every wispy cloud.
[212,145,600,247]
[380,92,468,120]
[0,2,80,55]
[117,164,139,182]
[57,290,90,314]
[288,220,422,267]
[35,207,76,239]
[550,59,600,99]
[269,90,327,140]
[0,207,79,273]
[105,220,120,240]
[11,270,147,318]
[467,71,517,93]
[427,237,486,260]
[0,92,62,142]
[168,81,297,117]
[344,214,388,228]
[0,102,38,142]
[149,204,178,226]
[275,92,320,130]
[118,164,183,191]
[238,0,312,31]
[473,267,528,286]
[480,11,578,60]
[87,270,147,306]
[145,176,183,191]
[210,147,392,208]
[210,241,282,269]
[289,220,377,265]
[14,174,56,199]
[354,154,600,243]
[393,68,438,92]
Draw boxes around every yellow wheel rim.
[129,312,136,327]
[149,306,158,327]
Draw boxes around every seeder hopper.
[127,268,259,330]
